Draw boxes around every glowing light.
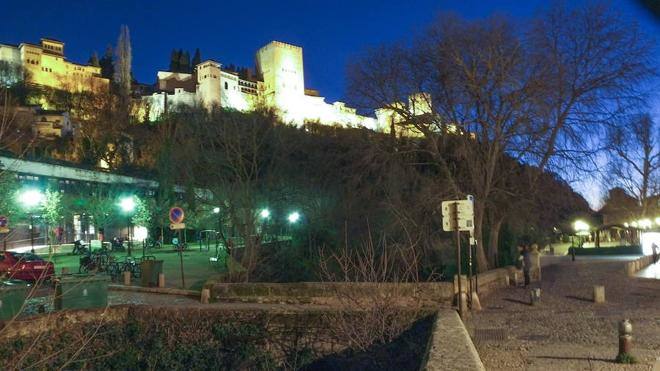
[655,217,660,226]
[638,219,652,229]
[134,226,148,242]
[623,222,629,228]
[19,189,45,208]
[213,207,220,214]
[119,197,136,213]
[631,221,638,228]
[287,212,300,224]
[260,209,270,219]
[641,232,660,256]
[573,220,590,232]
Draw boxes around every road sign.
[170,223,186,230]
[442,196,475,232]
[0,216,8,228]
[169,207,185,224]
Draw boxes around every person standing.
[522,245,532,287]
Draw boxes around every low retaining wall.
[420,309,485,371]
[625,255,655,276]
[571,246,643,256]
[205,281,455,307]
[206,267,519,307]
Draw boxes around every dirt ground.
[466,257,660,370]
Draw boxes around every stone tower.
[255,41,305,121]
[197,60,222,109]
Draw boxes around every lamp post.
[19,189,45,254]
[212,207,221,256]
[120,196,136,256]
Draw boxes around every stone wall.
[204,281,455,307]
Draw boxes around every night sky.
[1,0,658,207]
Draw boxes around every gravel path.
[466,257,660,370]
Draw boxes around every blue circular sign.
[169,207,185,223]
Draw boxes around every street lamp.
[119,196,136,256]
[287,211,300,224]
[19,189,44,254]
[259,208,270,219]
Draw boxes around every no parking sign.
[169,207,185,223]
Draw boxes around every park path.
[466,257,660,370]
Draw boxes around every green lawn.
[46,245,228,290]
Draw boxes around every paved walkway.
[467,257,660,370]
[637,260,660,280]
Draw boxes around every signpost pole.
[468,234,473,308]
[179,229,185,288]
[454,202,464,319]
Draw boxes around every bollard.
[593,285,605,303]
[504,275,510,287]
[470,291,482,311]
[123,271,131,286]
[625,263,635,277]
[200,288,210,304]
[530,288,541,305]
[158,273,165,288]
[61,267,69,275]
[513,272,520,286]
[617,319,633,362]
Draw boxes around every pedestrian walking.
[652,243,659,264]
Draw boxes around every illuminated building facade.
[0,38,109,93]
[143,41,378,129]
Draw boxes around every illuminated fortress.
[0,38,108,93]
[143,41,379,129]
[0,37,421,131]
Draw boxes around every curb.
[420,309,485,371]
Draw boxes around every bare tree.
[318,227,425,351]
[114,25,132,108]
[347,3,654,271]
[605,114,660,216]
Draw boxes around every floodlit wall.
[5,38,110,93]
[142,41,378,129]
[197,60,222,109]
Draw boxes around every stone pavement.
[466,257,660,370]
[637,261,660,280]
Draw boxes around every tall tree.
[192,48,201,68]
[347,3,654,271]
[179,50,190,74]
[605,114,660,216]
[99,45,114,80]
[169,49,180,72]
[114,25,132,102]
[88,52,100,67]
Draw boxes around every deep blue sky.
[1,0,658,207]
[1,0,657,104]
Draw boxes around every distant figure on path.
[522,245,532,287]
[652,243,659,264]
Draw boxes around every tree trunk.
[487,218,503,267]
[473,202,489,273]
